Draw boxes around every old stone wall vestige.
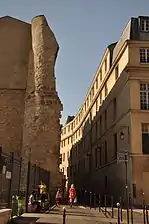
[0,15,62,192]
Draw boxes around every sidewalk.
[100,207,145,224]
[12,205,118,224]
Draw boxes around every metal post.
[8,152,14,208]
[63,207,66,224]
[90,192,92,209]
[117,203,121,224]
[84,190,88,206]
[104,195,107,215]
[26,160,31,213]
[111,196,114,218]
[120,196,123,222]
[125,153,129,224]
[143,197,146,224]
[146,206,149,224]
[129,193,133,224]
[94,193,96,209]
[98,193,101,212]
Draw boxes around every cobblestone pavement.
[13,205,118,223]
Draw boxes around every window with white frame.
[142,123,149,154]
[140,19,149,32]
[140,83,149,109]
[140,48,149,63]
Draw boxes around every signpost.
[117,150,129,224]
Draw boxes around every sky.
[0,0,149,124]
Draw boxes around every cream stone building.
[0,15,62,193]
[60,16,149,204]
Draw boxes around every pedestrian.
[28,191,37,212]
[39,181,47,210]
[69,184,76,207]
[55,188,62,206]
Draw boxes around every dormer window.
[141,19,149,32]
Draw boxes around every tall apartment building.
[60,16,149,204]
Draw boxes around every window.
[115,65,119,80]
[114,134,117,159]
[100,93,102,105]
[141,19,149,32]
[113,98,117,121]
[79,128,80,136]
[95,146,100,168]
[100,116,102,135]
[142,123,149,154]
[100,69,102,82]
[99,145,102,165]
[87,98,89,107]
[68,125,70,132]
[105,83,108,97]
[92,86,94,97]
[96,77,98,89]
[76,118,78,125]
[84,103,86,112]
[63,153,65,162]
[104,110,107,130]
[95,122,98,139]
[140,83,149,109]
[105,58,107,72]
[67,151,69,159]
[104,176,108,189]
[105,141,107,164]
[140,48,149,63]
[96,100,98,113]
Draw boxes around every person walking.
[39,181,47,210]
[28,191,36,212]
[55,188,62,206]
[69,184,76,207]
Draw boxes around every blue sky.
[0,0,149,124]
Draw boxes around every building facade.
[0,15,62,193]
[60,16,149,204]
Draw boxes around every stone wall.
[0,15,62,192]
[0,17,31,154]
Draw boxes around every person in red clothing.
[69,184,76,207]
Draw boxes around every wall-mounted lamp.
[120,131,124,140]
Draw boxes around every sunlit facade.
[60,16,149,204]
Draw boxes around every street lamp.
[119,130,130,223]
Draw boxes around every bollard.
[104,195,107,215]
[63,207,66,224]
[126,186,130,224]
[94,193,96,210]
[143,199,146,224]
[90,192,92,209]
[117,202,121,224]
[84,190,87,207]
[146,206,149,224]
[119,197,123,222]
[98,193,101,212]
[129,193,133,224]
[111,196,114,218]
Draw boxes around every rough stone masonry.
[0,15,62,191]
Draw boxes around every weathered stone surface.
[0,15,62,192]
